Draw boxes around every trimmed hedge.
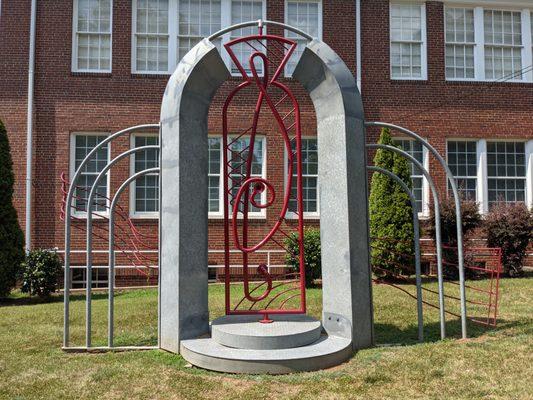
[285,227,321,287]
[21,249,63,299]
[485,203,532,277]
[427,197,482,279]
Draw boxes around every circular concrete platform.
[211,315,322,350]
[180,335,352,374]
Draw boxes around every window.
[131,0,266,75]
[209,136,266,217]
[390,3,426,79]
[285,0,322,76]
[445,8,475,79]
[228,0,265,75]
[447,141,477,200]
[393,139,426,214]
[228,136,265,213]
[484,10,523,80]
[133,0,169,73]
[487,142,526,206]
[443,7,533,82]
[288,138,319,216]
[71,134,110,214]
[177,0,222,61]
[132,135,160,216]
[208,137,222,213]
[73,0,112,72]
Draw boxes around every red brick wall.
[0,0,531,283]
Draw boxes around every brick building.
[0,0,532,287]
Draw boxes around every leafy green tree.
[369,128,415,279]
[0,120,25,298]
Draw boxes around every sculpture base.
[180,315,353,374]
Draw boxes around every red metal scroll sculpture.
[222,30,306,322]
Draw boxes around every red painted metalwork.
[371,236,503,329]
[222,31,307,319]
[60,173,159,278]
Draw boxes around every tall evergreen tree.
[369,128,415,279]
[0,120,25,298]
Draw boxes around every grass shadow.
[374,317,525,346]
[0,291,131,307]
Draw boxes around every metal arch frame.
[208,19,314,42]
[108,167,160,348]
[63,123,159,349]
[367,144,446,339]
[367,166,424,342]
[365,121,468,339]
[85,145,160,347]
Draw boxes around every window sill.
[131,72,171,79]
[390,77,428,82]
[71,213,109,221]
[445,78,532,86]
[208,215,267,221]
[129,214,159,220]
[285,213,320,220]
[71,71,112,78]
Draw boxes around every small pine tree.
[369,128,415,279]
[0,120,25,298]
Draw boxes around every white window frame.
[393,137,430,218]
[69,132,111,218]
[208,135,268,219]
[283,0,323,78]
[443,3,533,82]
[390,1,428,81]
[444,7,477,81]
[131,0,170,75]
[446,137,533,214]
[129,132,160,218]
[486,139,529,208]
[446,138,479,202]
[284,136,320,220]
[130,0,266,76]
[72,0,113,73]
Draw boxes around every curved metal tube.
[368,166,424,342]
[108,167,160,347]
[365,121,467,339]
[209,19,314,41]
[85,145,159,347]
[63,123,159,348]
[367,143,446,339]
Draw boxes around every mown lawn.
[0,275,531,400]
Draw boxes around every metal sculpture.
[221,30,306,322]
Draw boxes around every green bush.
[0,120,25,298]
[369,128,415,279]
[427,197,482,279]
[484,203,532,277]
[285,227,320,287]
[21,249,63,299]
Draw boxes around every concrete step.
[180,334,352,374]
[210,314,322,350]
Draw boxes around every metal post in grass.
[63,124,159,350]
[108,168,160,348]
[367,166,424,342]
[367,143,446,339]
[365,121,467,339]
[86,145,160,348]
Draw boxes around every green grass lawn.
[0,275,532,400]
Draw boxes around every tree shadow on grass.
[0,291,123,307]
[374,317,525,346]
